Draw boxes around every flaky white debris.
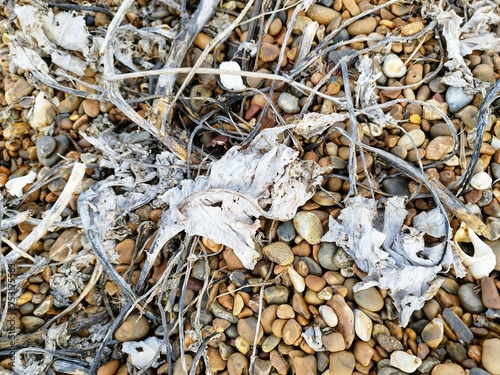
[293,112,349,138]
[219,61,247,91]
[5,171,37,198]
[122,337,166,369]
[321,196,456,326]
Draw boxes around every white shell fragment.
[456,228,496,279]
[219,61,247,91]
[470,171,492,190]
[122,337,167,369]
[5,171,37,197]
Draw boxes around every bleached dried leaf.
[122,337,166,369]
[293,112,349,138]
[301,326,325,352]
[5,171,37,197]
[42,9,90,55]
[322,196,454,326]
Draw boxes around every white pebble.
[470,171,492,190]
[319,305,338,327]
[287,267,305,292]
[219,61,247,91]
[354,309,372,342]
[390,351,422,373]
[382,54,407,78]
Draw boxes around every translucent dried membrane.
[321,196,464,326]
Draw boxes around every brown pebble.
[82,99,100,117]
[481,276,500,309]
[431,363,465,375]
[259,43,280,62]
[97,360,120,375]
[347,17,377,35]
[115,314,150,342]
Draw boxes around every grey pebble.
[418,357,441,373]
[192,259,205,280]
[377,334,404,352]
[330,156,347,169]
[381,177,410,196]
[478,188,493,207]
[333,249,354,268]
[37,135,71,167]
[332,29,351,45]
[300,256,323,277]
[491,163,500,180]
[278,92,300,113]
[190,310,213,327]
[446,86,475,113]
[277,220,296,242]
[264,286,289,304]
[446,341,467,363]
[442,307,474,344]
[208,300,238,323]
[429,77,447,93]
[318,243,340,271]
[486,217,500,240]
[470,368,492,375]
[458,283,485,313]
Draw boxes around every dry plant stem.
[0,331,45,350]
[5,162,86,264]
[429,179,488,236]
[99,0,134,57]
[167,0,255,125]
[294,21,319,69]
[150,0,219,131]
[0,210,31,230]
[41,262,103,329]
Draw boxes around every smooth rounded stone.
[227,352,248,375]
[446,86,474,112]
[401,21,424,36]
[115,314,150,342]
[319,305,338,327]
[482,339,500,375]
[377,334,404,352]
[329,351,355,375]
[431,363,466,375]
[492,163,500,181]
[300,256,323,276]
[306,4,339,25]
[383,54,407,78]
[391,145,408,160]
[259,42,280,62]
[330,156,348,169]
[209,301,239,323]
[354,287,384,312]
[425,136,454,160]
[346,17,377,35]
[378,368,405,375]
[277,220,296,242]
[328,49,356,66]
[291,354,317,375]
[483,239,500,271]
[33,296,53,316]
[238,317,263,344]
[419,357,441,373]
[470,172,492,190]
[264,286,289,305]
[49,227,83,261]
[82,99,100,117]
[381,177,410,196]
[398,129,425,150]
[343,0,360,16]
[278,92,300,114]
[446,341,467,363]
[332,249,353,269]
[288,267,305,292]
[316,352,329,373]
[429,77,448,93]
[293,211,323,245]
[470,368,493,375]
[473,64,496,82]
[458,283,485,313]
[37,134,71,167]
[190,310,213,328]
[486,217,500,240]
[262,335,281,353]
[263,242,294,266]
[354,309,372,342]
[353,341,374,367]
[481,276,500,309]
[390,351,422,373]
[430,123,454,138]
[292,293,312,320]
[3,122,30,139]
[305,274,326,292]
[332,29,350,45]
[5,78,34,104]
[322,332,345,352]
[318,243,340,271]
[282,319,302,345]
[31,92,57,130]
[442,308,474,344]
[21,316,45,333]
[252,358,272,375]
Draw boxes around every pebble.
[263,242,294,265]
[383,54,407,78]
[397,129,425,150]
[446,341,467,363]
[401,21,424,36]
[82,99,100,117]
[406,64,423,85]
[353,341,374,367]
[423,99,449,120]
[207,347,226,372]
[114,314,150,342]
[319,305,338,327]
[470,172,492,190]
[425,136,454,160]
[329,351,355,375]
[58,95,80,113]
[353,287,384,312]
[322,332,345,352]
[431,363,465,375]
[49,228,83,261]
[377,334,404,352]
[293,211,323,245]
[277,220,296,242]
[259,42,280,62]
[33,295,53,316]
[30,92,56,130]
[21,316,45,333]
[37,135,71,167]
[288,267,305,292]
[306,4,339,25]
[3,122,30,139]
[278,92,300,114]
[482,338,500,375]
[291,354,317,375]
[446,86,474,112]
[270,350,288,374]
[419,357,441,374]
[253,358,272,375]
[264,286,289,305]
[470,369,493,375]
[347,17,377,36]
[389,351,422,373]
[238,317,263,345]
[282,319,302,345]
[458,283,485,313]
[318,243,339,270]
[473,64,496,82]
[382,177,410,196]
[5,78,34,104]
[343,0,360,16]
[442,308,474,344]
[209,300,239,323]
[226,352,248,375]
[481,276,500,309]
[97,360,120,375]
[354,309,372,342]
[327,295,355,348]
